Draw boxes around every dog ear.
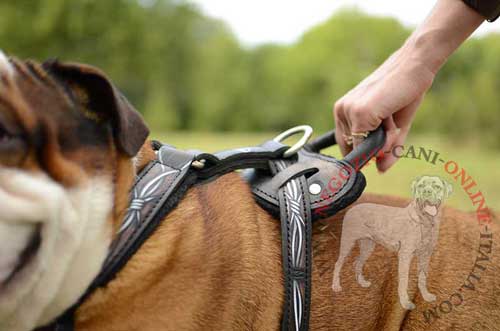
[441,177,453,198]
[42,60,149,157]
[411,176,421,197]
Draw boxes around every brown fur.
[73,144,500,331]
[0,58,119,186]
[0,58,140,235]
[2,58,498,330]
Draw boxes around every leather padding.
[244,149,366,221]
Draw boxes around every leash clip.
[273,125,313,158]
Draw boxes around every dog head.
[411,175,452,217]
[0,51,149,330]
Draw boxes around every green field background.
[157,131,500,212]
[3,1,498,212]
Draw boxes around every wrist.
[399,0,484,75]
[403,30,450,75]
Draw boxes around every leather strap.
[94,145,196,289]
[41,145,198,331]
[41,129,373,331]
[41,140,292,331]
[64,139,288,304]
[274,160,312,331]
[191,140,289,179]
[246,149,366,221]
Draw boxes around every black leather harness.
[45,126,385,331]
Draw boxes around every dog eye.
[0,124,11,142]
[433,185,441,190]
[0,123,27,166]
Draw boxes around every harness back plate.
[45,127,385,331]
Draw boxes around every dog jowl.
[0,51,148,331]
[331,175,453,310]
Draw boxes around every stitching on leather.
[299,150,354,202]
[131,160,160,190]
[253,162,353,205]
[299,177,310,324]
[105,161,163,264]
[141,169,181,228]
[283,186,293,327]
[160,162,183,171]
[158,153,187,171]
[254,186,278,202]
[110,170,181,267]
[107,166,181,268]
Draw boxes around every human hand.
[333,46,435,172]
[333,0,483,172]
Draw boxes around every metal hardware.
[308,183,322,195]
[273,125,313,158]
[191,160,206,169]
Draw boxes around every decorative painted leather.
[245,149,366,222]
[43,127,385,331]
[274,160,312,331]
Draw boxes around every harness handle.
[304,130,336,153]
[305,126,386,170]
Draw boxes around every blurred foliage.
[1,0,499,147]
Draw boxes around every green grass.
[154,131,500,211]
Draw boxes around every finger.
[376,115,416,172]
[350,106,382,149]
[376,127,409,172]
[376,96,423,172]
[393,95,423,126]
[351,135,365,149]
[375,116,399,162]
[333,100,352,156]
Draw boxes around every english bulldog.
[332,176,452,310]
[0,52,499,331]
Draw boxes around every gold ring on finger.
[351,131,370,138]
[343,134,354,146]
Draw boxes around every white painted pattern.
[120,169,177,233]
[277,158,307,331]
[284,178,305,331]
[0,50,13,78]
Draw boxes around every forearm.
[403,0,484,74]
[333,0,497,171]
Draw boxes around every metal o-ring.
[273,125,314,158]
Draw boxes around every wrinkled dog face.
[411,175,452,217]
[0,51,148,331]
